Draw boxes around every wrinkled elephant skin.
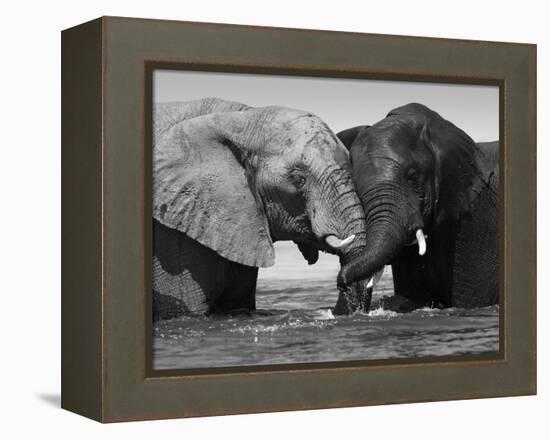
[153,98,369,319]
[337,103,499,311]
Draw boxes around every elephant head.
[337,103,498,306]
[153,98,368,293]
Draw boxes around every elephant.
[336,103,499,312]
[152,97,369,320]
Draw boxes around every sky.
[153,69,499,281]
[154,69,499,141]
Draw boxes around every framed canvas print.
[61,16,536,422]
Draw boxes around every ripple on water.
[153,271,500,369]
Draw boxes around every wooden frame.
[62,16,536,422]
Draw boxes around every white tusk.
[325,234,355,250]
[416,229,427,256]
[367,268,384,288]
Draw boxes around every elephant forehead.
[263,109,327,137]
[301,141,349,173]
[269,117,347,161]
[265,134,349,175]
[363,119,421,154]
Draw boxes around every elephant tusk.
[416,229,427,256]
[325,234,355,250]
[367,268,385,288]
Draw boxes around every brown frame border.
[61,16,536,423]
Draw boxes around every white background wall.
[1,1,546,438]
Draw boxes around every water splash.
[312,308,335,320]
[367,307,399,318]
[153,271,499,369]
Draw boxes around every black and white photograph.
[151,69,500,370]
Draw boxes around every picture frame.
[61,16,536,422]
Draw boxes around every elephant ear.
[153,115,274,268]
[421,114,484,224]
[336,125,370,151]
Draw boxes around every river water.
[153,242,499,370]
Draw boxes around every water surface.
[153,243,499,370]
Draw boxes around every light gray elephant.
[153,98,369,320]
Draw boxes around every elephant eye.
[293,175,306,189]
[405,167,419,182]
[289,171,307,189]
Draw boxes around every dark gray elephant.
[336,103,499,312]
[153,98,369,320]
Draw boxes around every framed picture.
[62,16,536,422]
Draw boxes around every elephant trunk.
[342,222,405,286]
[335,223,402,314]
[311,165,368,261]
[335,182,423,313]
[332,215,372,315]
[312,172,373,313]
